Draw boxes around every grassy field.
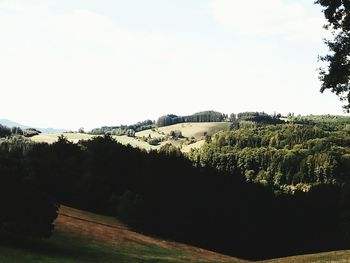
[112,135,159,151]
[0,206,245,263]
[136,122,231,140]
[1,207,350,262]
[30,122,231,152]
[181,139,205,153]
[30,133,96,144]
[30,133,158,150]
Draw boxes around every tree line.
[88,111,285,133]
[156,111,227,127]
[90,120,155,136]
[0,124,41,138]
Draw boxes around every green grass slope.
[0,206,244,263]
[261,250,350,263]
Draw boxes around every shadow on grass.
[0,233,190,263]
[0,233,131,263]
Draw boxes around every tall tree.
[316,0,350,111]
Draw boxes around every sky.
[0,0,347,130]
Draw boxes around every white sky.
[0,0,346,130]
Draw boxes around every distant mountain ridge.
[0,119,67,134]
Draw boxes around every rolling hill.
[30,122,231,152]
[30,133,95,144]
[136,122,230,140]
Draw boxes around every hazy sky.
[0,0,346,130]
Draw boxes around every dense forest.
[0,136,58,239]
[189,121,350,190]
[1,115,350,260]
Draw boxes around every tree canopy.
[316,0,350,111]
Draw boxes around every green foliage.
[228,112,283,130]
[237,112,282,124]
[156,111,226,127]
[90,120,155,135]
[125,129,135,137]
[287,115,350,131]
[316,0,350,111]
[11,127,23,136]
[23,128,41,138]
[189,122,350,187]
[0,124,11,138]
[169,130,183,139]
[147,137,161,145]
[156,114,184,127]
[0,136,34,155]
[158,143,182,157]
[0,234,198,263]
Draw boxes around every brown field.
[55,206,245,263]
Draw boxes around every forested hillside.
[0,128,349,260]
[189,115,350,191]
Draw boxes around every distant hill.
[0,119,28,129]
[31,122,231,152]
[0,119,67,134]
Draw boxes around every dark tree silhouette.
[316,0,350,111]
[0,124,11,138]
[0,147,58,238]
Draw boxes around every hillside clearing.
[55,206,243,262]
[136,122,230,140]
[30,133,95,144]
[181,139,206,152]
[30,133,157,150]
[0,206,245,263]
